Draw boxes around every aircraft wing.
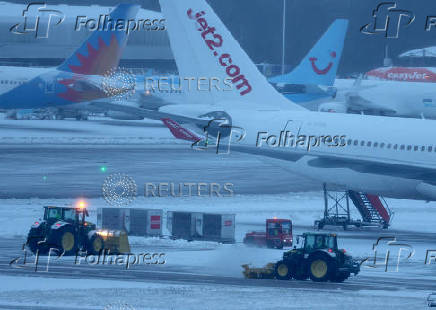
[231,143,436,186]
[89,101,211,128]
[306,154,436,184]
[346,94,398,115]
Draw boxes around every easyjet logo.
[187,8,252,96]
[309,51,336,75]
[387,72,429,81]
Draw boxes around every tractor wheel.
[27,236,48,255]
[88,234,104,255]
[308,253,334,282]
[27,227,47,255]
[330,272,350,283]
[274,261,292,280]
[54,228,77,255]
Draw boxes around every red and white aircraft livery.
[366,67,436,83]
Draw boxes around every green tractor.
[274,233,360,282]
[26,205,130,256]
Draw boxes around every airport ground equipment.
[97,208,162,237]
[27,205,130,255]
[243,218,292,249]
[314,184,393,230]
[167,211,235,243]
[242,233,359,282]
[242,263,275,279]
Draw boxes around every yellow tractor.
[26,204,130,255]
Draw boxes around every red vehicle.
[243,219,293,249]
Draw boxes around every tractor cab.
[302,233,338,252]
[43,206,94,229]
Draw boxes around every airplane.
[331,77,436,118]
[327,46,436,118]
[104,0,436,202]
[102,17,349,122]
[0,3,140,118]
[269,19,348,110]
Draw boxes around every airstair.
[315,184,393,230]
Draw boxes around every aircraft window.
[353,140,358,146]
[414,146,418,151]
[400,145,405,150]
[407,145,412,151]
[347,139,352,146]
[429,146,433,152]
[360,141,365,146]
[387,144,392,149]
[367,141,372,147]
[374,142,378,147]
[421,146,426,152]
[380,143,385,148]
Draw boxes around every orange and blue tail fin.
[57,3,140,75]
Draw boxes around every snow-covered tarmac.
[0,120,436,309]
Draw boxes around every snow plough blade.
[242,263,275,279]
[97,230,131,254]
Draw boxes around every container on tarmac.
[167,211,235,243]
[97,208,162,237]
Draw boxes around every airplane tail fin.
[159,0,304,110]
[57,4,140,75]
[270,19,349,86]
